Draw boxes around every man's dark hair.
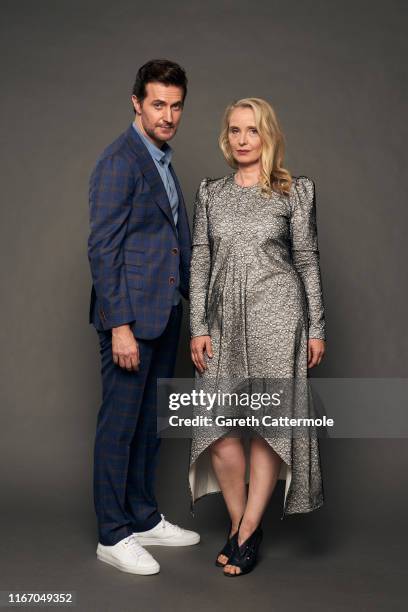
[132,59,188,104]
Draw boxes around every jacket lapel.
[125,125,177,234]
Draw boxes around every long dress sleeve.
[189,178,212,337]
[290,176,326,340]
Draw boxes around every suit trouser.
[93,303,182,546]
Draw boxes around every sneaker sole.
[136,535,200,546]
[97,552,160,575]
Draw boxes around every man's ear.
[131,95,142,115]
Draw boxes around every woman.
[189,98,326,576]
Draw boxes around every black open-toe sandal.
[215,517,243,567]
[223,523,263,577]
[215,522,234,567]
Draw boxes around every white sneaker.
[96,534,160,575]
[134,514,200,546]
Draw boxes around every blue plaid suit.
[88,124,191,545]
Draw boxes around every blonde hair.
[219,97,292,197]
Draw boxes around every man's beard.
[146,123,174,142]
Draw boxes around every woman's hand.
[190,335,213,373]
[307,339,325,368]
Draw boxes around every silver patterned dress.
[188,172,326,518]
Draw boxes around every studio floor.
[2,440,407,612]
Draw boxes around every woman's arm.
[189,178,214,372]
[290,176,326,341]
[189,178,212,338]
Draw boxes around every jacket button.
[100,309,106,321]
[169,276,175,285]
[171,247,179,255]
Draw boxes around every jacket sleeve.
[88,153,135,330]
[290,176,326,340]
[189,178,212,337]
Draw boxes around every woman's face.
[227,107,262,166]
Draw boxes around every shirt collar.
[132,121,173,166]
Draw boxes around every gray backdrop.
[1,1,407,610]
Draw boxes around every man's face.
[132,82,184,147]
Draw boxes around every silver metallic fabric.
[188,173,326,517]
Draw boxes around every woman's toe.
[224,563,240,575]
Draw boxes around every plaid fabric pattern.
[88,124,191,339]
[94,303,183,545]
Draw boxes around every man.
[88,59,199,576]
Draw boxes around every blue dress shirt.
[132,121,180,305]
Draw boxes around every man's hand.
[112,324,140,371]
[307,338,325,368]
[190,335,213,374]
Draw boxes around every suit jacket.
[87,124,192,339]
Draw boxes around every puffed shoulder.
[290,175,316,211]
[194,178,211,207]
[195,175,230,205]
[294,175,315,199]
[197,176,211,192]
[199,174,229,188]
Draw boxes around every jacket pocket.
[125,265,144,289]
[124,248,145,266]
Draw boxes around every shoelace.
[159,513,183,533]
[122,534,146,556]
